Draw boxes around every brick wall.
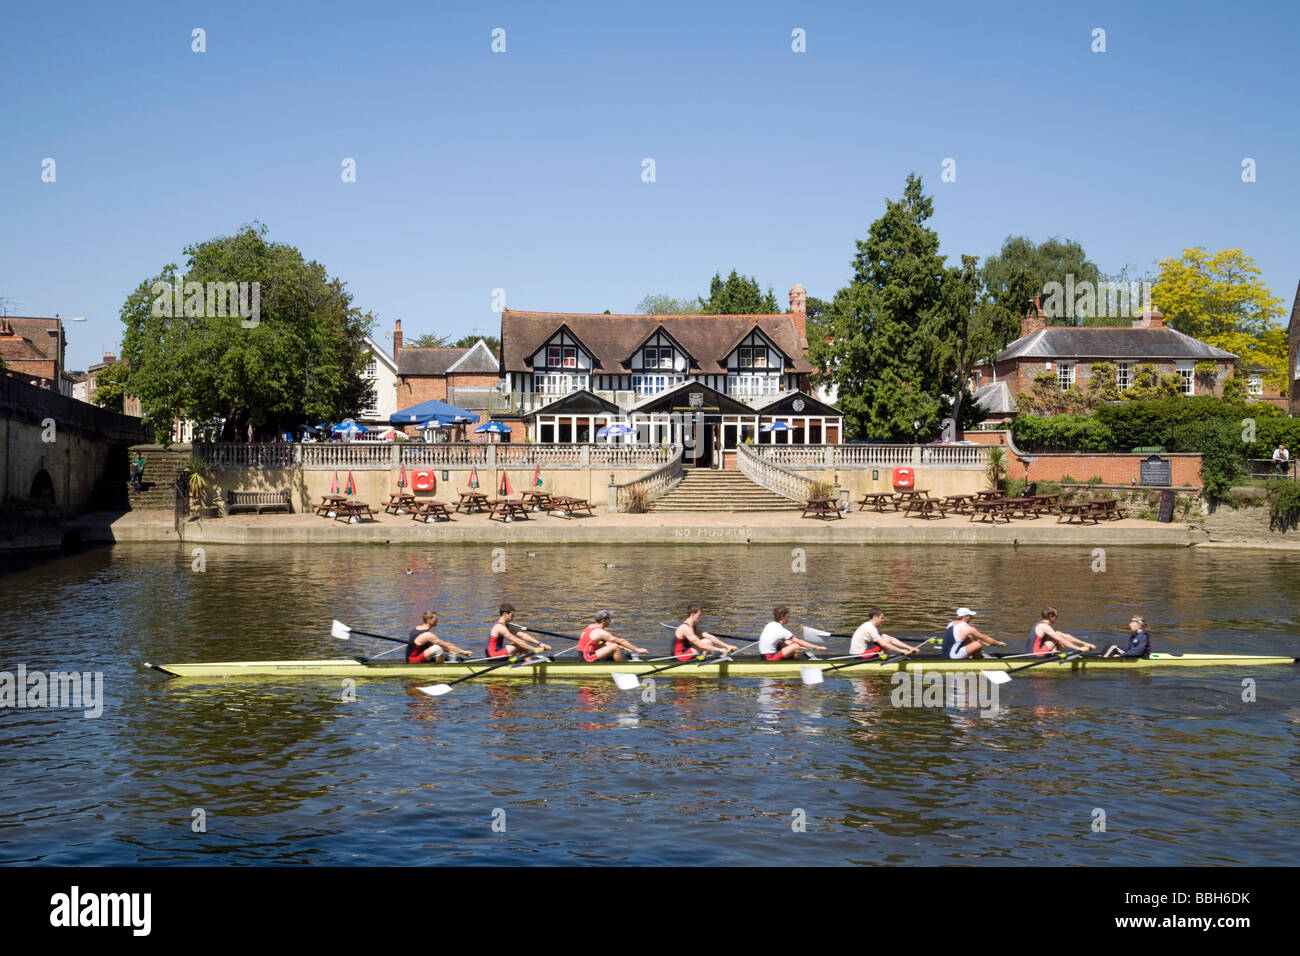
[987,358,1234,400]
[965,430,1203,487]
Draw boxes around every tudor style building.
[1289,278,1300,417]
[494,285,843,459]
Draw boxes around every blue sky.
[3,0,1297,371]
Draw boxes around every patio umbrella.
[345,471,356,496]
[417,421,445,430]
[498,471,512,497]
[332,421,369,435]
[378,428,397,440]
[474,421,511,434]
[533,463,543,488]
[398,464,407,489]
[760,421,790,432]
[468,465,479,490]
[331,471,339,494]
[596,423,636,438]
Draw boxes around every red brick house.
[973,306,1238,412]
[0,316,66,393]
[392,320,500,427]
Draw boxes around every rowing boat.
[146,653,1298,680]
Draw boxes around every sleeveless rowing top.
[407,627,428,664]
[940,622,957,657]
[1026,623,1052,656]
[674,627,694,662]
[579,623,604,662]
[487,626,510,658]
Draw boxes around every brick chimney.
[393,318,403,358]
[1132,305,1165,329]
[789,284,807,352]
[1020,298,1047,338]
[103,352,116,365]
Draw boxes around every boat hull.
[146,653,1298,680]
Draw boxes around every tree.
[931,254,1025,431]
[408,332,453,348]
[120,223,374,443]
[698,270,779,314]
[92,360,130,413]
[452,333,500,353]
[815,174,948,440]
[635,294,701,314]
[982,235,1103,324]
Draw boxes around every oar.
[611,652,725,690]
[800,638,937,685]
[417,654,551,697]
[332,619,405,645]
[658,622,746,640]
[515,624,579,642]
[982,651,1084,685]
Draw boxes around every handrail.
[752,443,988,468]
[612,445,684,511]
[737,444,815,501]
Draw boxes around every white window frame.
[1057,362,1075,391]
[562,347,577,369]
[738,347,751,368]
[752,346,767,369]
[363,389,379,416]
[1176,361,1194,396]
[547,346,561,368]
[534,373,588,395]
[1247,375,1264,396]
[1116,361,1131,391]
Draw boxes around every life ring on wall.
[412,469,436,492]
[892,466,914,488]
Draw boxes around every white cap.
[956,607,976,618]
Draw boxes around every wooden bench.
[856,492,896,512]
[802,497,843,519]
[942,494,977,515]
[1088,498,1123,520]
[1056,501,1101,525]
[902,497,947,519]
[333,501,377,523]
[384,493,418,515]
[550,496,595,517]
[411,500,453,523]
[228,490,292,514]
[969,499,1014,523]
[487,499,531,521]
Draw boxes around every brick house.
[393,320,500,428]
[0,316,66,394]
[973,306,1238,408]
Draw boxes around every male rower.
[407,611,473,663]
[1027,607,1096,656]
[941,607,1006,660]
[1103,615,1152,658]
[673,605,738,661]
[578,610,648,663]
[851,608,920,659]
[758,605,828,661]
[486,603,551,660]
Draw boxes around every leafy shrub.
[1011,414,1114,452]
[1267,480,1300,531]
[1170,420,1242,501]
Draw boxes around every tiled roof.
[397,347,470,376]
[445,340,500,374]
[501,311,812,375]
[0,316,61,363]
[973,381,1015,415]
[992,327,1236,362]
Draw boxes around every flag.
[331,471,339,494]
[345,471,356,496]
[469,465,479,490]
[499,471,512,497]
[533,463,542,487]
[398,464,407,489]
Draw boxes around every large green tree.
[120,224,374,442]
[814,174,948,440]
[698,270,779,314]
[91,360,130,413]
[982,235,1103,324]
[635,293,701,314]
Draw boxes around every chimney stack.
[1020,298,1047,338]
[103,352,116,365]
[1132,305,1165,329]
[393,318,403,358]
[789,284,807,352]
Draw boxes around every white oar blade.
[331,619,351,639]
[803,626,831,640]
[418,684,453,697]
[983,670,1011,685]
[612,672,641,691]
[800,665,825,686]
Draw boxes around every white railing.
[401,444,490,466]
[195,443,295,468]
[738,444,816,502]
[301,444,393,468]
[754,443,988,469]
[613,447,685,511]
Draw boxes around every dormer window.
[546,346,577,369]
[737,346,769,369]
[643,347,674,370]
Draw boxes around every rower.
[407,611,473,663]
[758,605,828,661]
[940,607,1005,660]
[486,603,551,660]
[1027,607,1096,656]
[577,610,648,663]
[673,605,738,661]
[1103,615,1152,658]
[850,608,919,658]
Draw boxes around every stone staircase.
[124,446,190,511]
[652,468,802,512]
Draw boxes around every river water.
[1,542,1297,865]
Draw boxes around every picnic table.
[520,490,554,512]
[550,496,595,517]
[1057,501,1101,525]
[487,499,531,521]
[384,492,418,515]
[802,496,843,519]
[1087,498,1123,521]
[891,489,931,511]
[1024,494,1061,517]
[942,493,977,515]
[969,498,1014,523]
[901,496,947,519]
[455,492,492,514]
[316,493,350,517]
[973,490,1005,501]
[856,492,896,512]
[411,500,453,523]
[333,500,377,523]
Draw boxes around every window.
[1248,376,1264,396]
[728,374,779,397]
[642,347,657,368]
[534,373,588,394]
[1176,361,1194,396]
[752,347,767,369]
[1057,362,1075,390]
[365,358,377,381]
[738,347,751,368]
[562,347,577,369]
[547,346,561,368]
[363,389,379,415]
[1116,362,1131,391]
[632,374,684,396]
[659,349,673,370]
